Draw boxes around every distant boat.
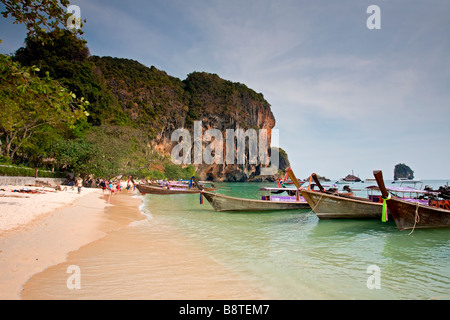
[391,178,423,189]
[335,171,362,184]
[341,172,362,182]
[393,178,421,182]
[136,184,201,195]
[374,170,450,231]
[282,179,306,186]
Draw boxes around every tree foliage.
[0,54,88,160]
[0,0,85,44]
[1,3,277,181]
[163,162,196,181]
[14,30,116,126]
[51,138,94,176]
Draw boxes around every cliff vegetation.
[1,30,287,181]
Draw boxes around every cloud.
[2,0,449,178]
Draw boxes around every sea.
[24,180,450,300]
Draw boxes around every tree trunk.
[5,134,14,159]
[10,129,32,160]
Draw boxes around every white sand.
[0,187,114,300]
[0,186,100,233]
[0,187,265,300]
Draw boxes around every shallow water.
[22,181,450,300]
[139,181,450,300]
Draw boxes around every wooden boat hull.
[387,198,450,231]
[301,189,383,219]
[202,191,310,212]
[136,184,201,195]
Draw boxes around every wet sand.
[14,192,265,300]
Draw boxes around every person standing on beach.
[100,180,106,194]
[108,181,114,195]
[76,177,83,194]
[126,176,132,191]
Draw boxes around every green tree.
[51,138,94,176]
[164,162,183,180]
[1,0,85,44]
[0,54,88,160]
[14,30,115,126]
[19,124,61,168]
[181,165,196,180]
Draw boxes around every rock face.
[92,58,281,181]
[180,73,277,181]
[394,163,414,180]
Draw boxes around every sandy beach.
[0,184,265,300]
[0,186,117,299]
[0,185,102,233]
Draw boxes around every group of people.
[99,179,123,195]
[73,176,137,195]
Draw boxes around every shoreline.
[0,187,143,300]
[19,191,266,300]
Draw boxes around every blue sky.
[1,0,449,180]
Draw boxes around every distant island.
[394,163,415,180]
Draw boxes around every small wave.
[138,200,153,219]
[129,203,153,228]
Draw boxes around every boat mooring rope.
[297,192,325,224]
[408,202,421,235]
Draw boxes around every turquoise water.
[139,181,450,300]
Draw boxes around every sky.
[1,0,449,180]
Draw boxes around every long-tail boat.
[198,168,310,212]
[200,191,309,212]
[301,173,384,219]
[373,170,450,231]
[136,184,202,195]
[136,177,214,195]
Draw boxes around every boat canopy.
[366,185,437,194]
[259,187,299,192]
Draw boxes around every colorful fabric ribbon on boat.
[381,194,391,222]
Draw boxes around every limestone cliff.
[91,58,281,181]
